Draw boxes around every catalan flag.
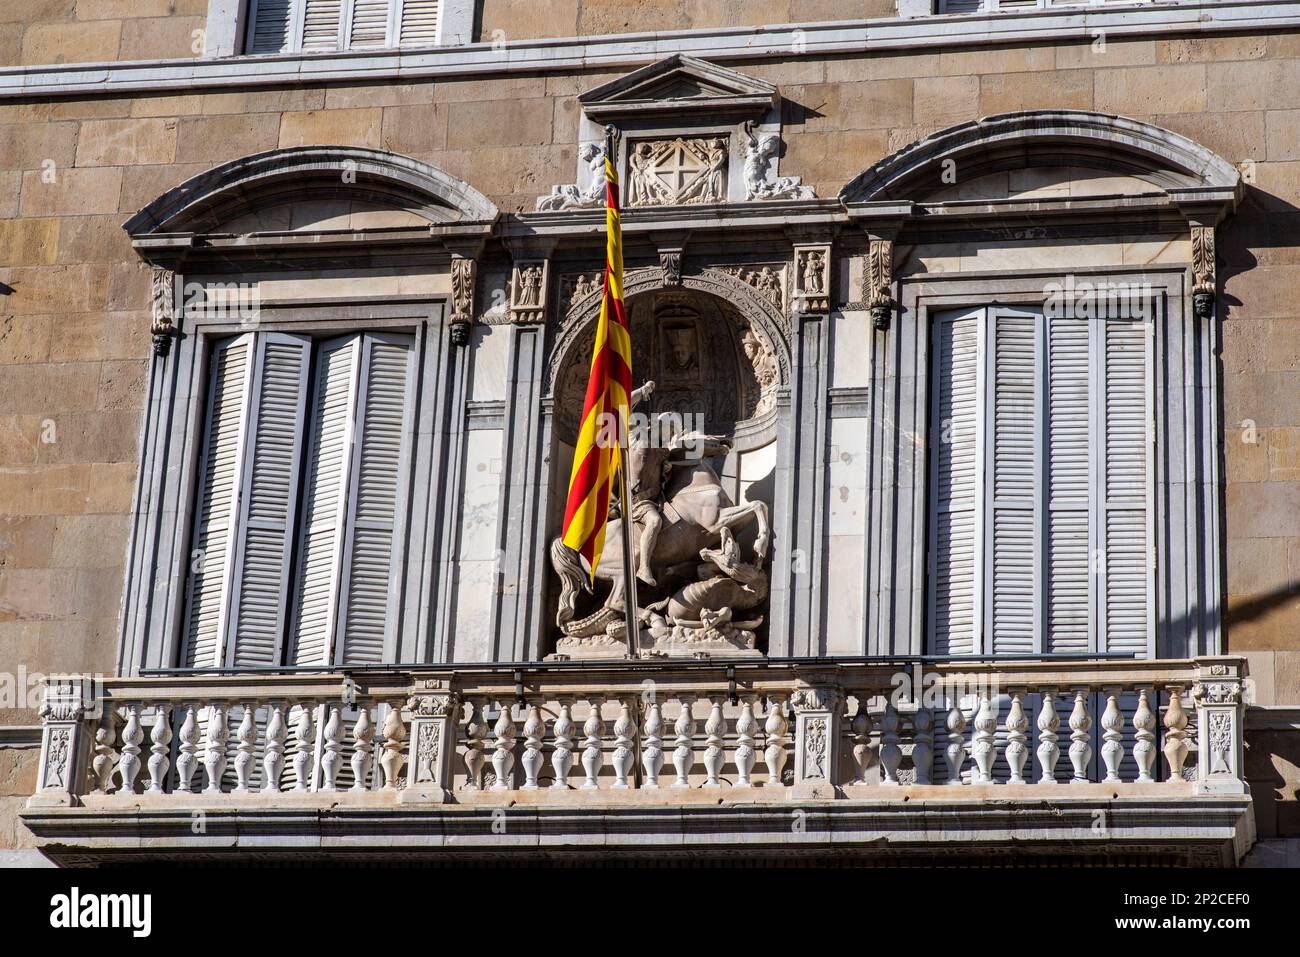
[560,140,632,582]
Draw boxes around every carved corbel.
[510,259,551,324]
[865,236,896,332]
[659,249,683,286]
[449,254,478,346]
[791,243,832,316]
[150,267,177,357]
[1190,221,1217,319]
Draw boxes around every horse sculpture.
[549,447,769,652]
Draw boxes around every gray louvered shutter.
[1045,317,1091,654]
[930,310,982,657]
[987,309,1038,656]
[398,0,440,46]
[246,0,294,53]
[337,334,415,664]
[349,0,393,47]
[289,336,361,665]
[301,0,344,50]
[228,334,312,666]
[939,0,983,12]
[183,336,255,668]
[1098,315,1151,655]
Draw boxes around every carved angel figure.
[742,125,815,201]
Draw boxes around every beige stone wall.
[0,1,210,67]
[2,28,1300,843]
[477,0,897,42]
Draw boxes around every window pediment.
[579,54,776,122]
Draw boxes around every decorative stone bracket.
[864,236,896,332]
[1190,220,1217,320]
[150,267,177,357]
[448,254,478,346]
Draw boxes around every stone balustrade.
[29,657,1248,808]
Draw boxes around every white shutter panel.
[1045,318,1091,654]
[246,0,293,53]
[228,334,312,667]
[1099,316,1150,656]
[398,0,440,46]
[289,337,361,665]
[337,334,415,664]
[183,336,255,669]
[939,0,983,12]
[301,0,344,50]
[987,310,1037,656]
[349,0,393,47]
[930,311,982,657]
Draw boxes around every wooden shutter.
[398,0,440,46]
[289,337,360,665]
[289,333,414,665]
[246,0,294,53]
[1098,316,1151,655]
[300,0,345,50]
[183,336,255,668]
[228,335,312,667]
[930,310,983,656]
[987,309,1038,656]
[337,334,415,664]
[349,0,393,47]
[1045,317,1091,654]
[939,0,983,12]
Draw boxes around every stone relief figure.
[517,264,543,307]
[629,142,671,206]
[536,143,606,211]
[742,123,815,201]
[549,418,770,657]
[801,250,826,295]
[627,380,666,587]
[741,325,778,416]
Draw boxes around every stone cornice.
[2,1,1298,99]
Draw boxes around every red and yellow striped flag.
[560,146,632,580]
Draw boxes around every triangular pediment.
[580,55,776,120]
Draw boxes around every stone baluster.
[351,707,374,791]
[702,697,726,788]
[1036,690,1060,784]
[380,703,406,790]
[734,697,758,787]
[463,699,489,790]
[262,702,287,793]
[763,696,789,787]
[490,702,516,791]
[581,697,604,790]
[320,706,344,791]
[1068,689,1093,784]
[1133,688,1156,783]
[90,708,120,795]
[672,696,696,788]
[1100,689,1124,783]
[202,704,227,793]
[175,704,200,793]
[146,704,172,794]
[1162,687,1189,782]
[945,700,967,785]
[913,707,934,785]
[117,704,144,796]
[520,703,544,790]
[641,700,664,788]
[233,704,257,793]
[550,699,575,790]
[880,701,902,786]
[611,699,635,790]
[850,703,874,785]
[1005,692,1029,785]
[971,693,998,784]
[292,704,315,792]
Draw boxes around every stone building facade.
[1,0,1299,866]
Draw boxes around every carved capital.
[509,259,550,324]
[790,686,839,713]
[150,267,177,357]
[1193,681,1241,706]
[407,693,457,717]
[1190,222,1216,319]
[864,237,895,331]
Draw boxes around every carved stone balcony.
[23,657,1254,866]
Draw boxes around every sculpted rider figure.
[627,380,669,587]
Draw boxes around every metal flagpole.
[606,124,641,659]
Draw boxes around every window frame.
[241,0,447,55]
[121,291,449,674]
